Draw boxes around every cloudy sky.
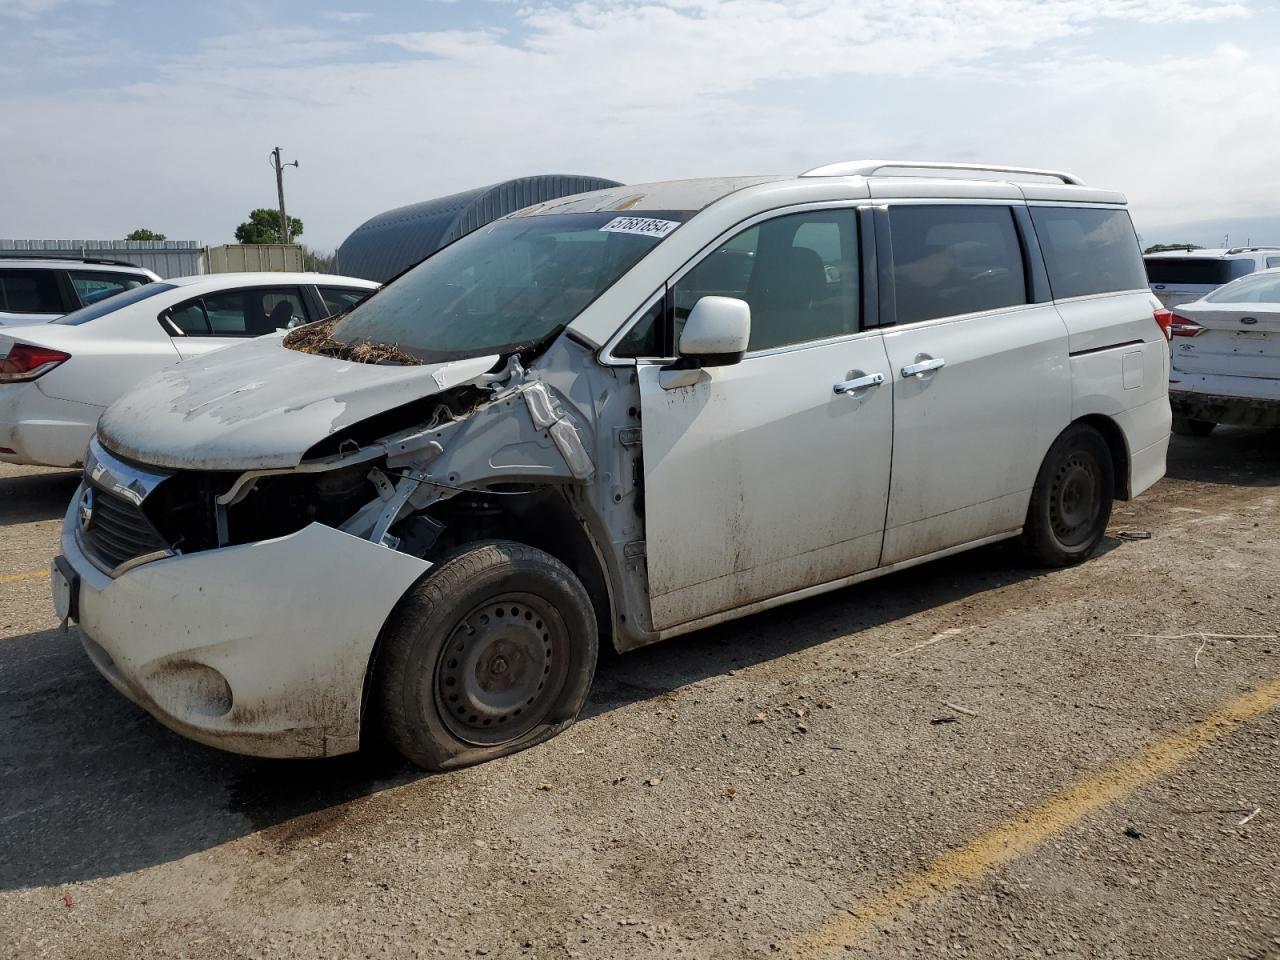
[1,0,1276,251]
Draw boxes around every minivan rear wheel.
[372,540,598,771]
[1020,423,1114,567]
[1172,416,1215,437]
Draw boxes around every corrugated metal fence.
[0,239,305,278]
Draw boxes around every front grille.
[83,486,170,570]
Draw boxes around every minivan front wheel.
[372,540,598,770]
[1020,423,1114,567]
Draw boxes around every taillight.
[0,343,71,382]
[1169,313,1206,337]
[1153,309,1173,341]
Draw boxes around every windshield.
[53,282,176,326]
[1206,269,1280,304]
[322,211,688,361]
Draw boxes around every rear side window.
[69,270,148,306]
[200,288,307,336]
[1032,207,1147,300]
[318,286,372,317]
[0,269,63,314]
[887,205,1026,324]
[1143,257,1250,286]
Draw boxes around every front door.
[637,208,893,632]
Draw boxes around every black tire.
[372,540,598,771]
[1172,416,1216,437]
[1020,423,1115,568]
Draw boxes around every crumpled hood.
[98,335,500,471]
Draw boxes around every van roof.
[513,161,1126,218]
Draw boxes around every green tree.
[1143,242,1201,254]
[234,208,304,245]
[126,228,166,241]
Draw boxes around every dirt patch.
[282,317,421,366]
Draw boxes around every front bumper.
[59,491,431,758]
[1170,374,1280,427]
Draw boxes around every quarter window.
[318,286,372,317]
[673,210,859,352]
[887,205,1027,324]
[0,269,63,314]
[1030,207,1147,300]
[613,296,665,359]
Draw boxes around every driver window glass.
[888,205,1026,324]
[200,287,307,337]
[673,210,859,352]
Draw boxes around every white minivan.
[53,162,1171,769]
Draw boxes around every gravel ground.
[0,430,1277,960]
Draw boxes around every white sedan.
[1166,267,1280,435]
[0,272,378,467]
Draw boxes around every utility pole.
[270,147,299,244]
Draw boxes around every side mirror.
[678,296,750,367]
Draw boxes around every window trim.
[599,200,874,365]
[878,199,1035,328]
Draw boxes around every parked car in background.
[1144,246,1280,309]
[0,258,160,325]
[0,273,377,467]
[53,161,1169,771]
[1162,267,1280,435]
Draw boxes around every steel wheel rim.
[435,592,570,746]
[1050,451,1101,547]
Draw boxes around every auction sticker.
[599,217,680,238]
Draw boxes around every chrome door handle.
[833,372,885,395]
[901,357,946,378]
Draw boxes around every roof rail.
[1225,245,1280,254]
[0,254,140,268]
[800,160,1085,186]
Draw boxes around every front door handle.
[833,372,885,395]
[902,357,946,378]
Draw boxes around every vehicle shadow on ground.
[0,470,80,526]
[1165,427,1280,487]
[0,536,1081,892]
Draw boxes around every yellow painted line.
[0,569,49,584]
[792,675,1280,958]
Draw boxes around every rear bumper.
[1170,374,1280,427]
[0,384,99,467]
[59,492,432,758]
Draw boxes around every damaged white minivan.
[53,162,1172,769]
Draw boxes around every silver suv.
[0,258,160,325]
[1145,246,1280,309]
